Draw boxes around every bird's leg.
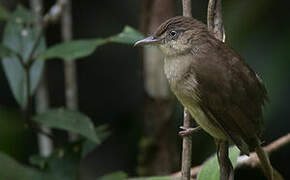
[179,126,201,137]
[215,139,234,180]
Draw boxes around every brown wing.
[192,41,268,154]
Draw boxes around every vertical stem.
[36,74,52,157]
[30,0,53,157]
[24,66,31,125]
[182,1,192,180]
[182,0,192,17]
[61,0,78,141]
[181,109,192,180]
[207,0,225,42]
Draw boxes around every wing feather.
[192,41,268,154]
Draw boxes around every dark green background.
[0,0,289,179]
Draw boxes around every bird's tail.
[255,143,273,180]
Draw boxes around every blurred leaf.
[0,44,15,58]
[11,5,34,24]
[81,139,98,158]
[38,26,143,61]
[98,171,127,180]
[29,155,47,170]
[0,151,51,180]
[95,124,111,142]
[0,4,10,20]
[129,176,174,180]
[38,39,106,61]
[1,6,45,108]
[33,108,100,143]
[44,148,80,180]
[109,26,144,44]
[81,125,110,158]
[197,146,240,180]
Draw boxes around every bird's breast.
[163,55,227,140]
[164,55,198,99]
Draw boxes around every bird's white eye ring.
[169,30,177,37]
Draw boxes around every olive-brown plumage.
[135,16,273,180]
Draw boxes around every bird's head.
[135,16,207,56]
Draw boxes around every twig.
[237,133,290,167]
[61,0,79,141]
[181,109,193,180]
[181,0,193,179]
[27,0,67,67]
[23,64,31,125]
[207,0,225,42]
[182,0,192,17]
[29,0,67,156]
[30,0,54,157]
[43,0,67,25]
[171,133,290,178]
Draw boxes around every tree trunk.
[138,0,179,175]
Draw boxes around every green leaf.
[197,146,240,180]
[0,151,51,180]
[109,26,144,44]
[81,125,110,158]
[1,5,45,108]
[44,148,80,180]
[38,26,142,61]
[0,4,10,20]
[129,176,174,180]
[29,155,47,170]
[33,108,100,143]
[0,44,15,58]
[38,39,106,61]
[98,171,127,180]
[10,5,34,24]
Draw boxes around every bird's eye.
[169,30,177,37]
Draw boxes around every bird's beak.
[134,36,159,47]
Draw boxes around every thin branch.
[30,0,54,157]
[171,133,290,179]
[182,0,192,17]
[27,0,67,67]
[181,0,193,179]
[43,0,67,25]
[181,109,193,180]
[29,0,67,157]
[23,64,31,125]
[61,0,78,111]
[264,133,290,153]
[207,0,225,42]
[237,133,290,168]
[61,0,79,141]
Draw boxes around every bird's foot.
[179,126,201,137]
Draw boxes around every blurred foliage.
[0,107,34,159]
[33,108,101,143]
[129,177,174,180]
[0,2,144,180]
[98,171,127,180]
[1,5,45,108]
[0,44,14,57]
[38,26,143,61]
[0,152,52,180]
[198,146,240,180]
[0,3,9,21]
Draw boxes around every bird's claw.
[179,126,201,137]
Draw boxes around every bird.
[134,16,273,180]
